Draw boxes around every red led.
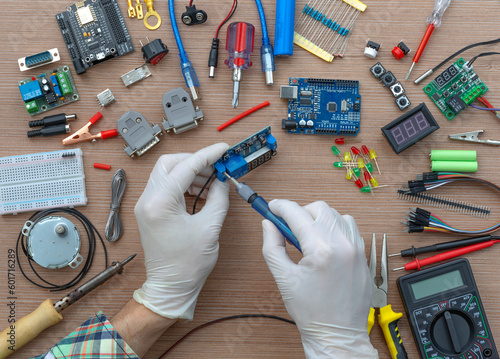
[351,146,360,155]
[354,179,363,189]
[364,171,371,182]
[362,145,370,155]
[32,77,36,81]
[335,138,344,144]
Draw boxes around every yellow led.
[346,169,353,180]
[370,177,379,187]
[369,149,377,160]
[357,158,365,168]
[344,151,351,162]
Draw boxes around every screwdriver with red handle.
[225,22,255,108]
[393,239,500,272]
[405,0,452,80]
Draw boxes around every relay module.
[214,127,277,182]
[424,58,488,120]
[281,78,361,135]
[56,0,134,75]
[18,65,79,116]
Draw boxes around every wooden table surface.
[2,0,500,357]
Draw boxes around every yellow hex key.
[368,234,408,359]
[144,0,161,30]
[0,255,135,358]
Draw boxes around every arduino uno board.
[281,78,361,135]
[214,127,277,182]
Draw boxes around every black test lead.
[389,235,500,258]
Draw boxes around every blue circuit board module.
[281,78,361,135]
[214,127,277,182]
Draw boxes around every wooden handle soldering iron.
[0,254,136,358]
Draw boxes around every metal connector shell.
[162,88,203,134]
[117,110,162,157]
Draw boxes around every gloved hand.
[133,143,230,320]
[262,200,378,359]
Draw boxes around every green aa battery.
[430,150,476,161]
[431,161,478,172]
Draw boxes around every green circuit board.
[424,58,488,120]
[18,65,79,116]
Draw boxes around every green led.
[331,146,341,156]
[353,167,361,177]
[361,186,371,193]
[365,163,374,173]
[333,161,343,168]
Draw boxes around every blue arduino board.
[281,78,361,135]
[214,127,277,182]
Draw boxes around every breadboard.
[0,149,87,215]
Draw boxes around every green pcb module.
[18,65,79,116]
[424,57,487,120]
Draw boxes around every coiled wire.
[105,169,126,242]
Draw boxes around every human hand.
[133,143,230,320]
[262,200,378,358]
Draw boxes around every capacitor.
[364,40,381,59]
[299,119,306,127]
[306,120,314,127]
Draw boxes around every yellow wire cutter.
[368,233,408,359]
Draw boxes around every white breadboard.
[0,149,87,215]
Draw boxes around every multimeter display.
[411,269,464,300]
[398,259,498,359]
[381,103,440,154]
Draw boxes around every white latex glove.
[133,143,230,320]
[262,200,378,359]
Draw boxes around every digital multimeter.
[397,259,498,359]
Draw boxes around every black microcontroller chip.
[45,92,57,104]
[446,94,467,113]
[353,103,360,111]
[300,98,312,106]
[309,113,316,120]
[432,93,440,101]
[327,102,337,112]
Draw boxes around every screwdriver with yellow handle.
[0,254,136,358]
[368,234,408,359]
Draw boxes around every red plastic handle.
[89,112,103,125]
[412,24,435,64]
[101,129,119,139]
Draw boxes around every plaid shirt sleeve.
[31,312,140,359]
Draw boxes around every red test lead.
[405,0,452,80]
[393,240,500,272]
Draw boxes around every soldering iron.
[224,173,302,253]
